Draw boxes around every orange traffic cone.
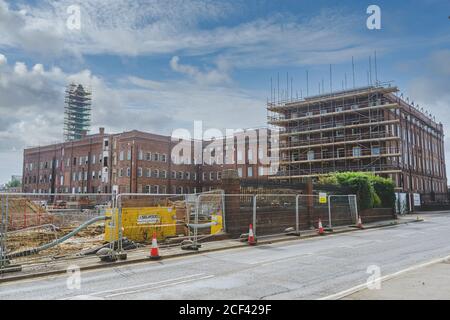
[248,224,257,245]
[357,216,364,229]
[149,232,161,260]
[318,219,324,235]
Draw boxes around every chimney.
[99,127,105,135]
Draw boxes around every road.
[1,213,450,300]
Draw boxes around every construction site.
[267,84,447,211]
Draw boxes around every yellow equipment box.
[104,206,177,242]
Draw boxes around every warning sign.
[137,215,160,225]
[319,192,327,204]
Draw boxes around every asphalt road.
[1,213,450,300]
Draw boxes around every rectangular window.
[352,147,361,157]
[127,150,131,160]
[237,168,243,177]
[371,146,381,156]
[247,167,253,177]
[138,167,143,177]
[307,150,315,160]
[119,151,124,161]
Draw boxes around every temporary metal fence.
[115,190,225,253]
[328,195,359,228]
[0,193,113,268]
[1,191,359,270]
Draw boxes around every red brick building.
[22,128,272,195]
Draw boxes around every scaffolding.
[267,85,402,181]
[64,83,92,141]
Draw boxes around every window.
[153,169,159,178]
[209,172,214,181]
[161,170,167,179]
[258,167,264,176]
[248,149,253,161]
[92,171,96,179]
[161,154,167,162]
[92,155,96,164]
[337,148,345,158]
[306,111,313,116]
[171,171,176,179]
[352,147,361,157]
[217,171,222,180]
[371,146,381,156]
[307,150,315,160]
[138,150,143,160]
[146,152,151,161]
[119,168,123,177]
[119,151,124,161]
[247,167,253,177]
[185,172,190,180]
[320,109,327,115]
[177,171,183,180]
[138,167,143,177]
[237,150,243,161]
[237,168,243,177]
[127,150,131,160]
[335,107,343,112]
[153,153,159,161]
[127,167,131,177]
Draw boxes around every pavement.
[343,257,450,300]
[0,213,449,299]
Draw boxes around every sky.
[0,0,449,183]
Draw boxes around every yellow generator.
[104,206,178,242]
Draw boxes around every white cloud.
[0,0,406,68]
[170,56,231,85]
[0,53,6,65]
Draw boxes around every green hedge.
[319,172,395,210]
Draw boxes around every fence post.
[221,191,226,233]
[117,195,123,254]
[328,195,333,229]
[253,195,257,237]
[353,195,359,224]
[295,195,299,234]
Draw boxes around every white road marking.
[61,273,206,299]
[259,253,313,267]
[318,254,450,300]
[105,275,215,298]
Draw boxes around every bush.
[370,175,396,208]
[323,172,395,210]
[334,172,377,210]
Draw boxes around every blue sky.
[0,0,449,183]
